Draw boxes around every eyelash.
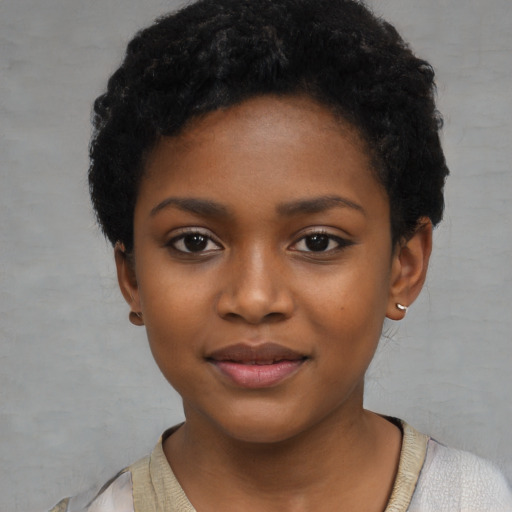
[166,229,223,254]
[290,230,353,254]
[165,229,353,256]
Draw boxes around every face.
[122,95,407,443]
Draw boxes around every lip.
[207,342,308,389]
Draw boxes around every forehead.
[161,95,368,154]
[138,95,387,220]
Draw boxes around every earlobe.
[114,242,144,326]
[386,218,432,321]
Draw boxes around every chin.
[214,410,312,446]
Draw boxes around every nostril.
[221,310,288,325]
[263,311,289,323]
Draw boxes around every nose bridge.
[217,241,293,323]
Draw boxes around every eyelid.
[289,228,354,253]
[165,227,224,253]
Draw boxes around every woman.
[52,0,512,510]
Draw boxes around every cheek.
[306,259,391,322]
[301,255,392,357]
[143,290,208,350]
[138,250,213,322]
[137,266,214,373]
[142,296,211,397]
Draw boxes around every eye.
[168,231,222,254]
[291,232,351,253]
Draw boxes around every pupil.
[306,234,329,251]
[184,234,208,252]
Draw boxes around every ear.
[114,242,144,326]
[386,218,432,321]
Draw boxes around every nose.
[216,246,295,324]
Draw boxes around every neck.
[164,393,402,511]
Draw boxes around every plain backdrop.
[1,0,511,510]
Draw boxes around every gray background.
[1,0,511,510]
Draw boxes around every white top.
[409,439,512,511]
[51,421,512,512]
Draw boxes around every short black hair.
[89,0,449,252]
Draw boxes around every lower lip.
[211,360,305,388]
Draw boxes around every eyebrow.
[150,194,365,219]
[276,195,366,217]
[150,197,230,218]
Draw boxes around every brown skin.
[116,95,432,511]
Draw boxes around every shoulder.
[49,425,183,512]
[409,439,512,511]
[87,470,134,512]
[49,470,136,512]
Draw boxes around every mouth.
[206,343,308,389]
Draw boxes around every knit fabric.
[50,420,512,512]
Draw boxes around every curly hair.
[89,0,449,252]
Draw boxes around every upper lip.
[206,342,307,364]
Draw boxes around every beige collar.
[384,420,429,512]
[131,420,428,512]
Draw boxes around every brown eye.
[183,234,208,252]
[304,234,330,252]
[169,231,222,254]
[291,231,352,254]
